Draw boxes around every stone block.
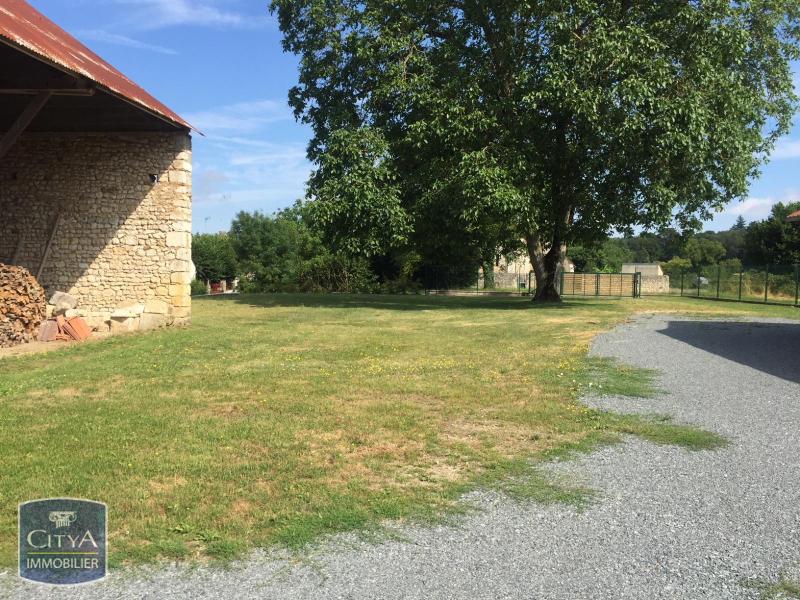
[110,316,139,333]
[166,231,189,248]
[111,303,145,318]
[83,316,110,332]
[171,294,191,308]
[175,248,191,261]
[169,259,189,272]
[53,302,73,316]
[170,271,192,284]
[144,299,169,315]
[168,170,189,185]
[171,306,191,319]
[140,313,168,330]
[49,291,77,309]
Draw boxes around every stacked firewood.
[0,263,47,348]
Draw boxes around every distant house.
[788,209,800,223]
[208,278,239,295]
[621,263,664,277]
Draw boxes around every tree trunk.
[526,234,565,303]
[482,262,495,289]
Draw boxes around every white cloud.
[76,29,178,55]
[727,191,800,219]
[113,0,270,30]
[771,138,800,160]
[229,148,307,167]
[727,197,776,218]
[186,100,291,135]
[193,145,311,209]
[189,97,312,217]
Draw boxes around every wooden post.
[36,212,61,280]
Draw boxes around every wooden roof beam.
[0,88,94,96]
[0,91,51,161]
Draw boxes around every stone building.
[621,263,670,294]
[0,0,195,332]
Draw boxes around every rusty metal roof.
[0,0,194,131]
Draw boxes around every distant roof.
[788,209,800,223]
[0,0,194,131]
[621,263,664,276]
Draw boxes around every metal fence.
[674,264,800,307]
[423,268,532,296]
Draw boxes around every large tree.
[272,0,800,301]
[744,201,800,265]
[192,233,238,283]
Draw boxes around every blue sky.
[30,0,800,234]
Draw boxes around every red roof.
[0,0,193,131]
[788,209,800,222]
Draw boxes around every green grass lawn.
[0,294,796,567]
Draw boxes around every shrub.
[296,254,378,293]
[190,279,208,296]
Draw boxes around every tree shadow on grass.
[215,292,616,312]
[658,320,800,384]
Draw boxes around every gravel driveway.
[3,315,799,599]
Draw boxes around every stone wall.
[0,132,192,332]
[639,275,670,294]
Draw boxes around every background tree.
[192,233,238,283]
[230,208,318,292]
[744,202,800,266]
[570,238,633,273]
[272,0,799,301]
[684,237,727,269]
[230,204,377,293]
[661,256,692,281]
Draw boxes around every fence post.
[795,265,799,307]
[764,265,769,303]
[738,270,743,301]
[560,269,565,296]
[595,273,600,296]
[716,265,721,299]
[697,270,701,297]
[680,271,684,296]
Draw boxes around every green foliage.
[684,237,727,268]
[190,279,207,296]
[571,239,634,273]
[230,205,380,293]
[295,254,377,293]
[272,0,800,300]
[230,209,314,292]
[307,128,411,256]
[192,233,237,282]
[661,256,692,280]
[744,202,800,266]
[720,258,743,272]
